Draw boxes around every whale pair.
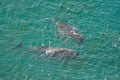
[13,18,84,59]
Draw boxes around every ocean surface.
[0,0,120,80]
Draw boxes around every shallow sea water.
[0,0,120,80]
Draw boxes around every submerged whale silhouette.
[46,18,84,43]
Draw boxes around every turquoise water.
[0,0,120,80]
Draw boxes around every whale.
[12,43,78,59]
[45,18,84,43]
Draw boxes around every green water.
[0,0,120,80]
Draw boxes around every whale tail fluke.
[11,41,23,49]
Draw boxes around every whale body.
[32,46,78,59]
[56,22,84,43]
